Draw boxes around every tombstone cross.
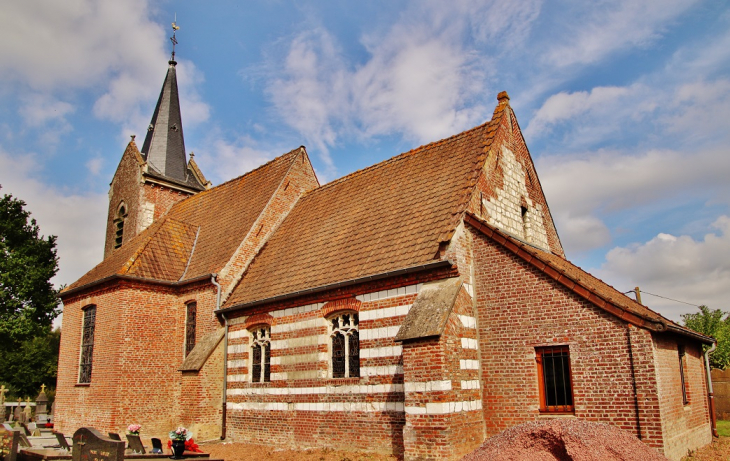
[0,385,8,406]
[40,384,46,394]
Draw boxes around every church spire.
[140,19,189,184]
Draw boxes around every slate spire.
[140,58,189,182]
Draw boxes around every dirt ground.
[199,436,730,460]
[682,436,730,461]
[199,441,398,461]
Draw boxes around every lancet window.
[330,312,359,378]
[79,305,96,384]
[250,326,271,383]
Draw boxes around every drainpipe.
[704,341,718,437]
[211,274,227,440]
[625,324,642,439]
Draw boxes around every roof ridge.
[463,213,670,331]
[186,147,302,198]
[310,121,493,194]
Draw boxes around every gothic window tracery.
[185,302,196,357]
[79,305,96,384]
[250,326,271,383]
[329,312,359,378]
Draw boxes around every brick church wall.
[469,225,712,459]
[139,183,193,231]
[224,287,418,456]
[105,146,144,258]
[653,335,712,459]
[401,287,485,460]
[56,280,221,443]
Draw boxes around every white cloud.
[193,133,278,184]
[597,215,730,321]
[539,146,730,217]
[554,213,611,254]
[86,157,103,176]
[0,148,107,290]
[543,0,698,67]
[262,0,547,176]
[19,93,75,128]
[0,0,209,139]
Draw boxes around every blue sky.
[1,0,729,322]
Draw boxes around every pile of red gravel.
[463,418,668,461]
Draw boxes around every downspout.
[211,274,227,440]
[704,341,718,437]
[625,324,642,440]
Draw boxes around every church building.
[56,51,716,460]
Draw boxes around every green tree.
[0,328,61,399]
[0,190,60,398]
[682,305,730,370]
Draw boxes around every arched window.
[114,203,128,249]
[79,305,97,384]
[185,302,197,357]
[250,326,271,383]
[330,312,359,378]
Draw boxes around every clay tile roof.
[63,148,301,295]
[224,117,501,308]
[463,213,713,343]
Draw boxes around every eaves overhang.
[59,273,213,300]
[216,259,456,316]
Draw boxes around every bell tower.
[103,21,210,258]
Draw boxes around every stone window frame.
[327,311,360,379]
[535,345,574,414]
[78,305,97,384]
[113,201,128,249]
[249,325,271,383]
[678,345,689,405]
[184,301,197,357]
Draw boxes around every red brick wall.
[105,145,144,258]
[402,286,485,460]
[56,280,221,444]
[104,145,195,259]
[466,104,564,258]
[141,182,193,224]
[653,335,712,459]
[469,225,711,458]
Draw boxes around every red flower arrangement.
[166,438,203,453]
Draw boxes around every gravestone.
[54,432,71,452]
[126,434,145,454]
[0,426,20,461]
[12,402,21,424]
[35,386,49,424]
[71,428,124,461]
[22,400,32,422]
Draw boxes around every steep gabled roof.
[224,113,504,308]
[63,149,302,295]
[463,213,713,344]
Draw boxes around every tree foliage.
[0,192,60,341]
[0,328,61,399]
[0,190,61,398]
[682,305,730,370]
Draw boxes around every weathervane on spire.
[170,14,180,62]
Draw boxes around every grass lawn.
[716,420,730,437]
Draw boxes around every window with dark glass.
[250,326,271,383]
[679,345,688,405]
[114,204,128,249]
[79,305,97,384]
[330,312,359,378]
[185,302,197,357]
[536,346,574,413]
